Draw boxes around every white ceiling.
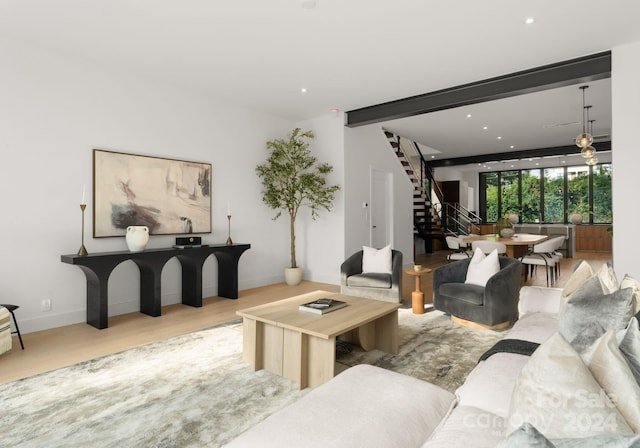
[1,1,638,165]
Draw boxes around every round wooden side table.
[405,267,432,314]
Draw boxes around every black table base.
[61,244,250,329]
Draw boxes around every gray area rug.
[0,309,504,447]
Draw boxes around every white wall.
[343,125,414,264]
[6,32,636,335]
[611,41,640,280]
[0,37,302,333]
[294,113,346,284]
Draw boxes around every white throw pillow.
[465,248,500,287]
[561,259,594,299]
[581,331,640,433]
[596,262,619,294]
[508,332,632,438]
[362,245,392,274]
[620,275,640,315]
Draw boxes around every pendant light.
[576,86,594,151]
[580,106,596,159]
[585,119,598,165]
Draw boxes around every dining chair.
[546,235,567,279]
[445,236,471,262]
[519,238,559,287]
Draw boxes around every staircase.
[384,131,446,252]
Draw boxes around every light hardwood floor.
[0,250,611,385]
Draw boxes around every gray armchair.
[340,250,403,303]
[433,256,521,329]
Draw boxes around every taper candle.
[227,200,231,216]
[82,185,86,205]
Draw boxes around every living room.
[1,1,640,446]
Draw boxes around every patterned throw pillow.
[559,275,634,348]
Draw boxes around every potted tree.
[256,128,340,285]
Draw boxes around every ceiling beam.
[427,141,612,168]
[345,51,611,128]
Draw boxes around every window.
[521,169,541,223]
[483,172,499,222]
[567,165,590,222]
[501,171,520,218]
[479,163,612,224]
[593,164,612,223]
[543,168,564,223]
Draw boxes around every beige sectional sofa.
[227,262,640,447]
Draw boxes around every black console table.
[61,244,250,329]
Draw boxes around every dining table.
[461,233,549,258]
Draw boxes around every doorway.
[370,167,393,248]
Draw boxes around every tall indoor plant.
[256,128,340,285]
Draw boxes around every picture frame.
[93,149,212,238]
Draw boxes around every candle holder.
[226,214,233,246]
[78,203,88,256]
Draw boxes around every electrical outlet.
[41,298,52,312]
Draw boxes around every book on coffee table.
[299,298,348,315]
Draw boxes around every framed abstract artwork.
[93,149,212,237]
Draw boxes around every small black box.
[176,236,201,246]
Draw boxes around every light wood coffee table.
[237,290,400,389]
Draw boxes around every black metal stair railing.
[384,129,482,253]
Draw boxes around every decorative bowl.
[500,228,515,238]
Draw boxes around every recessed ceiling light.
[431,155,435,159]
[301,88,307,93]
[483,126,488,130]
[510,145,515,149]
[466,114,472,118]
[524,17,535,25]
[300,0,316,9]
[497,136,502,140]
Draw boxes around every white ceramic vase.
[126,225,150,252]
[569,213,583,224]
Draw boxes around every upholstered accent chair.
[433,256,522,329]
[340,249,403,303]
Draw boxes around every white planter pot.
[284,267,303,286]
[126,225,149,252]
